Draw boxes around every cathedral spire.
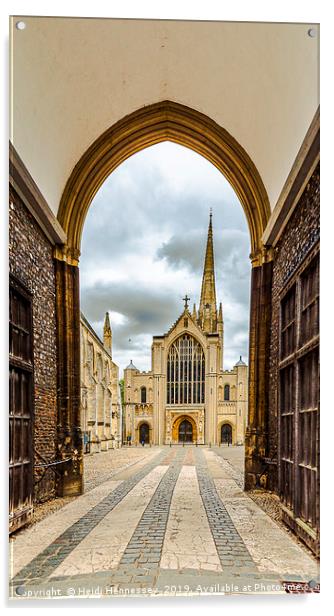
[103,311,112,355]
[199,210,217,332]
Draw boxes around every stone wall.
[267,163,320,491]
[80,313,122,453]
[9,186,58,502]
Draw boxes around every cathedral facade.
[124,214,248,446]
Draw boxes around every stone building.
[9,17,319,553]
[124,214,248,446]
[80,312,122,452]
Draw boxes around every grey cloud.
[156,228,250,274]
[80,143,252,370]
[81,280,181,338]
[81,148,247,269]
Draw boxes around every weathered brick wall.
[9,187,58,502]
[267,163,320,491]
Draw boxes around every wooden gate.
[9,275,34,533]
[279,249,319,553]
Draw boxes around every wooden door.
[178,419,193,443]
[9,275,34,533]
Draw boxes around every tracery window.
[167,334,205,404]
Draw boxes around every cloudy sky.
[80,142,251,374]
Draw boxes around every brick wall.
[9,187,58,502]
[267,163,320,491]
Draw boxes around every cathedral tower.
[103,311,112,356]
[218,301,224,369]
[198,211,218,333]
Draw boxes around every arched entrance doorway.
[221,423,232,445]
[178,419,193,443]
[139,423,150,444]
[172,414,197,444]
[55,100,272,495]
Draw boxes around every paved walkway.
[9,446,319,599]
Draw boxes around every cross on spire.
[183,294,190,309]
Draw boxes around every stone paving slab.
[48,465,168,579]
[116,448,185,585]
[10,449,167,588]
[9,478,122,577]
[9,445,320,600]
[84,447,160,491]
[195,448,257,573]
[161,465,221,572]
[215,477,319,578]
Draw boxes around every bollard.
[209,442,211,448]
[183,441,185,447]
[169,442,171,447]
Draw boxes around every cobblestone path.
[9,446,319,599]
[194,448,256,572]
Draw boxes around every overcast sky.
[80,142,251,374]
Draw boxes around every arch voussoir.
[57,101,270,265]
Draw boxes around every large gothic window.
[167,334,205,404]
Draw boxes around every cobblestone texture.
[213,446,244,488]
[83,447,155,492]
[19,447,157,530]
[194,448,256,572]
[11,449,167,585]
[114,448,185,585]
[10,446,319,598]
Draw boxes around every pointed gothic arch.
[54,100,273,496]
[57,101,270,263]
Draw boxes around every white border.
[1,2,330,614]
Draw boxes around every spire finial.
[103,311,112,354]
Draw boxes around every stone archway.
[57,101,270,264]
[54,100,272,495]
[179,419,193,443]
[139,422,150,445]
[221,423,233,445]
[172,415,198,444]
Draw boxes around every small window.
[140,386,147,404]
[224,384,230,401]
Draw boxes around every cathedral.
[124,213,248,446]
[80,312,122,452]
